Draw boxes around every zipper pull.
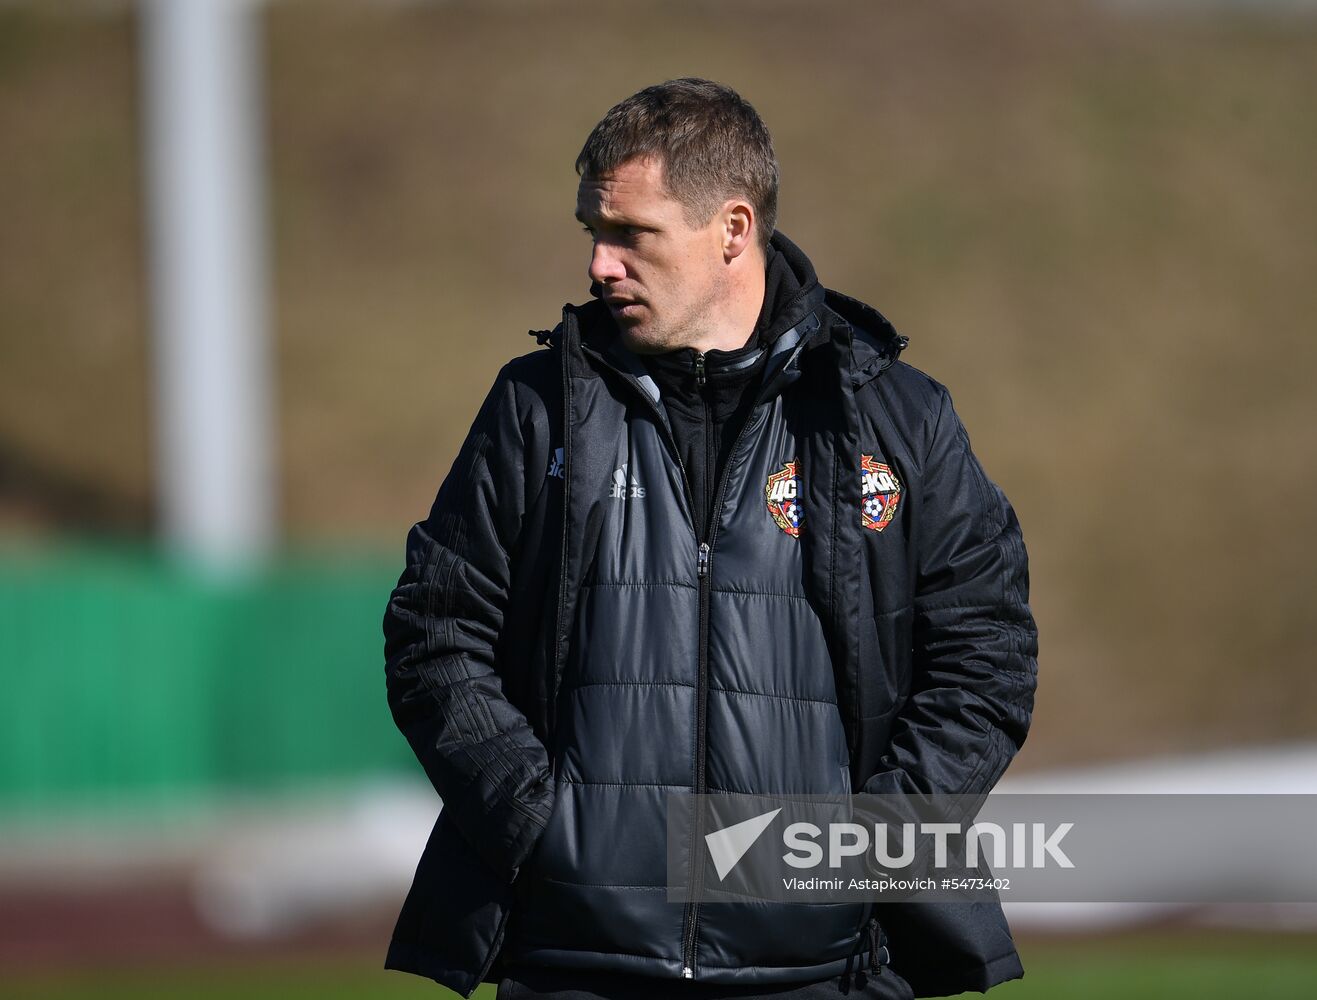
[694,351,706,388]
[697,542,711,578]
[682,965,694,979]
[868,917,883,974]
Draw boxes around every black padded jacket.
[382,232,1038,997]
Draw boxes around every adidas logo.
[609,463,646,500]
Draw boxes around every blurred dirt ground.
[1,1,1315,771]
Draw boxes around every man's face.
[576,156,728,354]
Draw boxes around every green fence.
[0,543,417,815]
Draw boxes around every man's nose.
[588,242,626,285]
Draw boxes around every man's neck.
[688,253,767,354]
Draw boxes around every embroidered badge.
[765,461,803,537]
[860,454,901,532]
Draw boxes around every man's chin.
[616,324,668,356]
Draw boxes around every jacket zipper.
[681,369,761,980]
[682,354,712,977]
[683,537,710,980]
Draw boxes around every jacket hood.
[756,230,826,349]
[824,287,909,389]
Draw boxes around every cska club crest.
[765,461,803,537]
[860,454,901,532]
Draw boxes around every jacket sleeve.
[383,363,555,882]
[863,384,1038,799]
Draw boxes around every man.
[383,79,1037,999]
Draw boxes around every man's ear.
[722,200,757,262]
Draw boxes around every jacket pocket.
[386,811,517,997]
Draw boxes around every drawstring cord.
[867,917,884,974]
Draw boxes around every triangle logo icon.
[705,808,782,881]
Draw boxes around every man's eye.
[580,224,641,239]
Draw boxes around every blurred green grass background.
[7,932,1317,999]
